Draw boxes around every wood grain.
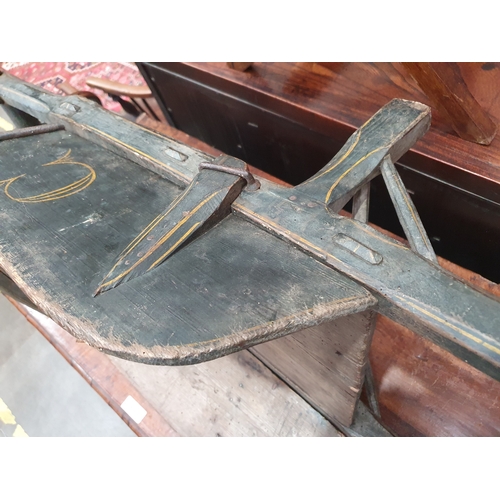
[145,62,500,195]
[86,77,152,98]
[251,311,376,426]
[7,296,343,436]
[371,315,500,437]
[3,73,500,434]
[402,62,497,145]
[136,115,288,186]
[110,348,342,437]
[138,62,500,287]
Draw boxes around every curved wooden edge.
[92,293,376,366]
[86,77,152,98]
[57,81,102,105]
[0,237,375,367]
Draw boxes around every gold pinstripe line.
[238,205,498,356]
[324,146,385,205]
[236,205,343,265]
[289,103,424,193]
[44,148,73,164]
[141,190,221,259]
[6,174,94,202]
[349,220,409,250]
[300,131,361,186]
[399,296,500,356]
[1,150,96,203]
[118,212,166,261]
[99,190,223,289]
[149,222,201,270]
[86,125,190,182]
[117,181,195,261]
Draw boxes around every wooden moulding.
[146,62,500,194]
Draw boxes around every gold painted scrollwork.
[0,149,96,203]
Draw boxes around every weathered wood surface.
[0,73,498,382]
[95,154,249,295]
[295,99,431,212]
[250,311,377,426]
[242,190,500,382]
[111,349,343,437]
[3,108,498,435]
[131,114,500,436]
[0,270,39,310]
[379,157,437,263]
[0,128,374,365]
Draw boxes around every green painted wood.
[0,129,375,365]
[96,154,247,295]
[380,157,437,263]
[240,189,500,381]
[295,99,431,212]
[0,73,499,382]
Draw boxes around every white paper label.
[120,395,147,424]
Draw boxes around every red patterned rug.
[0,62,147,114]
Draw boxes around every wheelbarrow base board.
[1,73,499,432]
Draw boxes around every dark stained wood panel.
[155,62,500,191]
[371,315,500,437]
[402,62,497,145]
